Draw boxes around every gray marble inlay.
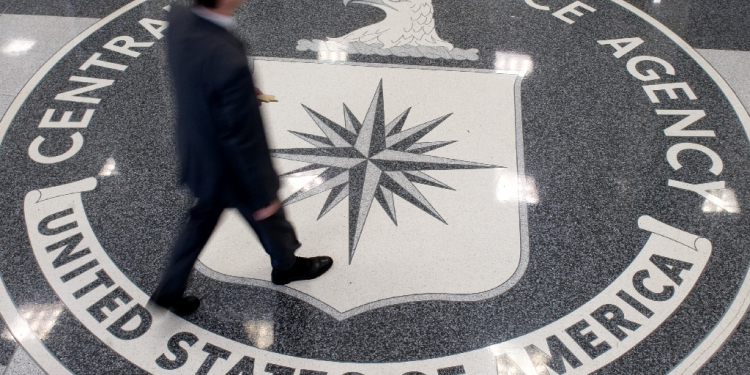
[0,94,13,120]
[1,0,131,18]
[0,318,17,369]
[698,49,750,113]
[0,14,98,96]
[3,348,45,375]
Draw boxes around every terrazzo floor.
[1,1,749,374]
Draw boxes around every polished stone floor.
[1,0,749,374]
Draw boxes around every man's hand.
[254,87,263,106]
[253,199,281,221]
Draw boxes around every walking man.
[151,0,333,316]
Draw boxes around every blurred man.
[151,0,333,316]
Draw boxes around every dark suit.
[152,5,299,305]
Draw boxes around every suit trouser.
[151,199,300,304]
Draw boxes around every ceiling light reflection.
[495,52,534,77]
[702,188,740,214]
[284,172,325,192]
[98,157,120,176]
[318,50,348,62]
[244,320,274,349]
[317,40,348,62]
[3,39,36,56]
[496,172,539,204]
[18,303,64,340]
[493,348,539,375]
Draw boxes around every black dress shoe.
[152,296,201,316]
[272,256,333,285]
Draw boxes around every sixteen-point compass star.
[270,80,501,263]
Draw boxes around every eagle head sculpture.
[329,0,454,50]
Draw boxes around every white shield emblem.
[197,58,531,319]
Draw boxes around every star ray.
[318,183,349,219]
[343,104,362,134]
[348,161,382,263]
[354,80,386,156]
[279,164,329,177]
[406,140,456,154]
[302,105,357,147]
[385,107,411,136]
[271,148,365,169]
[289,131,333,148]
[382,171,446,224]
[282,168,351,206]
[404,171,454,190]
[385,113,451,150]
[374,185,397,224]
[371,149,498,171]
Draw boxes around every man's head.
[195,0,245,15]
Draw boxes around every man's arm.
[209,52,280,212]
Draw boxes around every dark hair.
[195,0,218,8]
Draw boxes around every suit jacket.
[167,5,279,211]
